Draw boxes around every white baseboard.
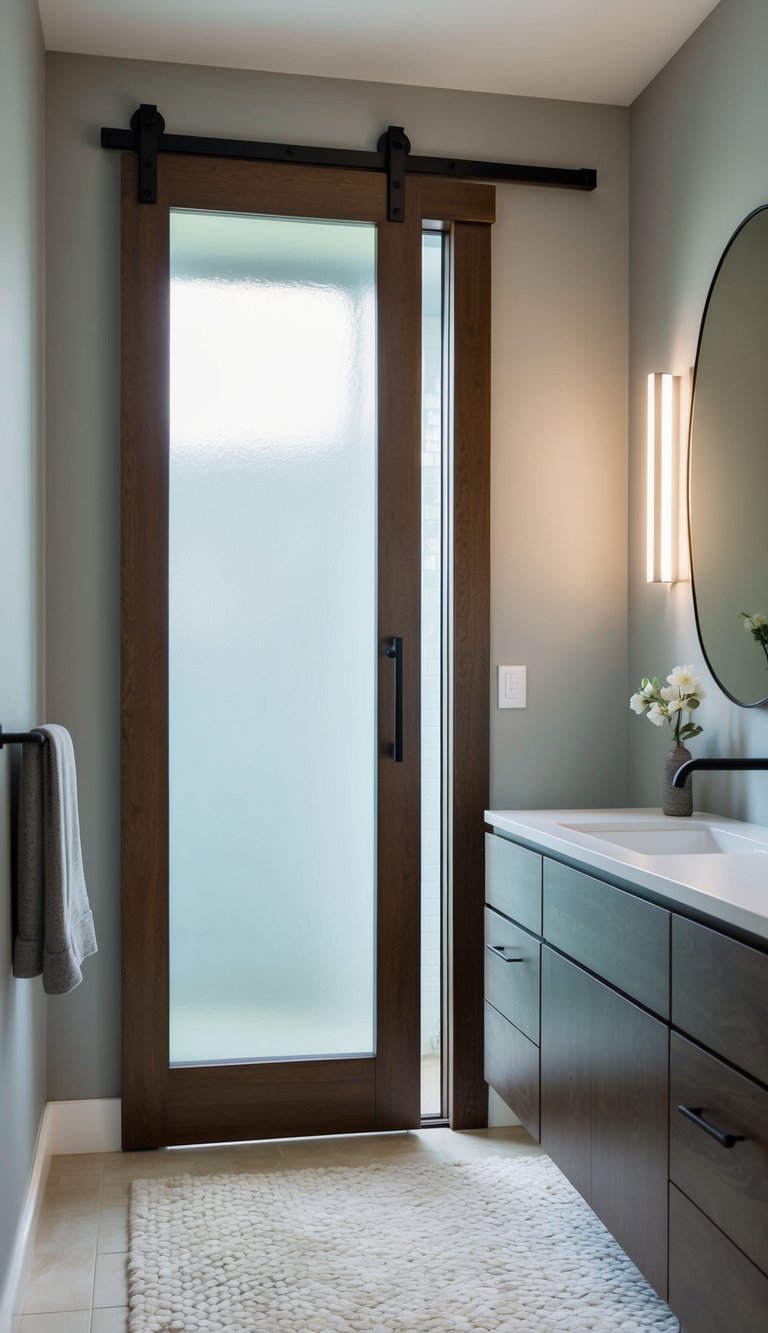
[487,1088,521,1128]
[0,1104,52,1333]
[46,1097,121,1156]
[0,1098,121,1332]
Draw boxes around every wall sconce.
[646,372,680,583]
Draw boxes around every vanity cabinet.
[483,835,542,1141]
[540,936,668,1296]
[543,859,669,1017]
[671,915,768,1085]
[670,1032,768,1276]
[483,837,669,1294]
[484,832,541,933]
[484,827,768,1331]
[668,921,768,1332]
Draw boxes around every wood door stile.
[121,152,171,1149]
[374,183,422,1130]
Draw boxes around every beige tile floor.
[14,1125,541,1331]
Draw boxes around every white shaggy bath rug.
[128,1155,678,1332]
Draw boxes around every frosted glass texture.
[168,211,376,1065]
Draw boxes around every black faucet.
[673,756,768,787]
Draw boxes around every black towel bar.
[0,726,46,749]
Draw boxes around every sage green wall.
[45,51,629,1100]
[0,0,46,1299]
[629,0,768,819]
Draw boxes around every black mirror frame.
[688,203,768,709]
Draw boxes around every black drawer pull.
[487,944,525,963]
[677,1105,746,1149]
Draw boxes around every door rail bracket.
[101,107,597,207]
[126,104,164,203]
[377,126,410,222]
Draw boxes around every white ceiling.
[37,0,721,107]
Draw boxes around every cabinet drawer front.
[539,948,593,1205]
[670,1032,768,1276]
[543,860,670,1017]
[484,1000,540,1141]
[669,1185,768,1333]
[485,833,542,935]
[672,915,768,1085]
[592,979,670,1299]
[484,908,540,1044]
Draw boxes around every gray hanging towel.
[13,724,97,994]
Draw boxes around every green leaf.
[687,697,700,710]
[679,721,703,738]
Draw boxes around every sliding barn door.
[121,155,422,1148]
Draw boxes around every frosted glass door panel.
[168,211,376,1065]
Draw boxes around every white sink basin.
[557,821,768,855]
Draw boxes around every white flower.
[664,663,704,703]
[631,664,705,747]
[667,664,704,696]
[646,702,666,727]
[750,614,768,628]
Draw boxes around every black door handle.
[385,636,403,762]
[677,1105,746,1149]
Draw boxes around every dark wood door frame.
[120,158,493,1147]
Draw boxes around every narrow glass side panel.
[421,231,445,1115]
[168,211,376,1065]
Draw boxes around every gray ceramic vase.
[663,744,693,817]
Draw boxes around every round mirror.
[689,205,768,707]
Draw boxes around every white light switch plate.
[498,665,526,709]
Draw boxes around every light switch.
[498,665,526,709]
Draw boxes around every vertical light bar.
[647,372,680,583]
[646,374,657,583]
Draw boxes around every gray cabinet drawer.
[484,907,540,1044]
[669,1185,768,1333]
[672,915,768,1085]
[484,1000,540,1141]
[670,1031,768,1277]
[543,859,670,1017]
[485,833,542,935]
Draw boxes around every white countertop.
[485,808,768,942]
